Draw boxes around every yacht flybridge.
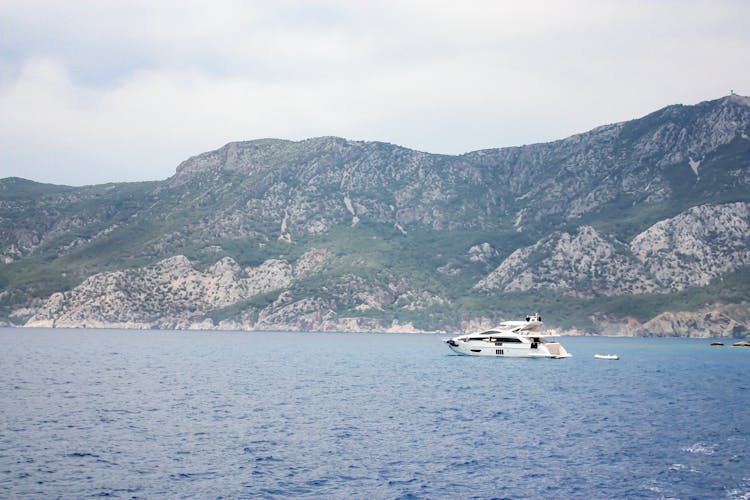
[445,314,571,358]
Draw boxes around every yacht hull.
[446,341,570,358]
[444,315,571,358]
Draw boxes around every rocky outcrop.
[475,226,662,297]
[468,242,499,268]
[21,248,452,332]
[590,303,750,338]
[476,202,750,299]
[639,307,749,338]
[25,251,330,329]
[630,202,750,290]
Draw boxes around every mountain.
[2,94,750,336]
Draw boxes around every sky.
[1,0,749,186]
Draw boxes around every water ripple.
[1,329,749,498]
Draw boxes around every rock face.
[23,249,444,332]
[475,226,662,297]
[588,303,750,338]
[468,243,499,268]
[26,251,329,329]
[477,203,750,299]
[638,306,750,338]
[630,202,750,290]
[3,94,750,336]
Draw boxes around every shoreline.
[3,323,748,340]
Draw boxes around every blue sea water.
[1,328,749,499]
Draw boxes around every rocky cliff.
[25,250,328,329]
[2,94,750,336]
[630,202,750,290]
[477,202,750,297]
[24,249,434,333]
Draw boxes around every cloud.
[1,0,749,185]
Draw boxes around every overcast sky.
[1,0,748,186]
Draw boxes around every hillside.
[2,94,750,336]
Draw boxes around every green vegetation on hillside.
[2,95,749,331]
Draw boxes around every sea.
[1,328,749,499]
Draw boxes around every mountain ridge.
[2,94,750,336]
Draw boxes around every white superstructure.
[445,313,571,358]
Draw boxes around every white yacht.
[445,314,571,358]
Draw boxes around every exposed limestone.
[468,242,498,266]
[293,248,329,276]
[343,194,357,226]
[475,226,662,297]
[25,251,330,329]
[477,202,750,299]
[639,309,748,338]
[397,291,447,311]
[255,295,333,331]
[436,263,461,276]
[21,248,451,333]
[689,157,701,177]
[279,209,292,242]
[245,259,293,294]
[630,202,750,290]
[590,303,750,338]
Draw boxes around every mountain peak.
[725,92,750,107]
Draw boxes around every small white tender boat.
[444,313,571,358]
[594,354,619,360]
